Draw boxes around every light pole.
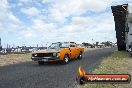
[92,38,94,45]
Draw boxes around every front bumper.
[31,57,60,62]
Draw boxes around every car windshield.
[48,42,70,49]
[60,42,69,48]
[48,43,59,49]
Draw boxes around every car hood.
[32,49,60,54]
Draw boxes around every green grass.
[78,51,132,88]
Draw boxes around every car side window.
[70,44,76,47]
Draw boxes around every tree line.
[82,41,114,48]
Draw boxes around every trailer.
[111,4,132,55]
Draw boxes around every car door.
[75,47,81,57]
[69,44,78,59]
[69,47,76,59]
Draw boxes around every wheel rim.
[65,57,68,63]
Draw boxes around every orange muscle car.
[31,42,84,65]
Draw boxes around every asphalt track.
[0,48,116,88]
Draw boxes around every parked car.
[31,42,84,65]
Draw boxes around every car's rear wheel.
[62,55,69,64]
[38,61,44,65]
[78,53,82,59]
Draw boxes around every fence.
[0,47,47,55]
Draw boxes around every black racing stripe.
[69,48,71,57]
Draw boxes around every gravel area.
[0,53,31,66]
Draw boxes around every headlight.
[33,54,37,57]
[57,52,60,57]
[53,53,56,56]
[35,54,37,57]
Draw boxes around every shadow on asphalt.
[30,58,83,67]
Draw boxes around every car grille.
[32,53,53,57]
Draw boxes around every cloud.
[32,18,56,32]
[42,0,53,3]
[21,7,40,16]
[1,0,124,46]
[0,0,9,8]
[20,0,33,3]
[18,28,34,39]
[0,0,23,32]
[48,0,109,23]
[72,16,96,27]
[55,11,116,43]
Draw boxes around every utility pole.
[7,43,8,49]
[0,38,2,51]
[0,38,1,46]
[37,44,38,48]
[92,38,93,45]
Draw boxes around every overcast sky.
[0,0,132,47]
